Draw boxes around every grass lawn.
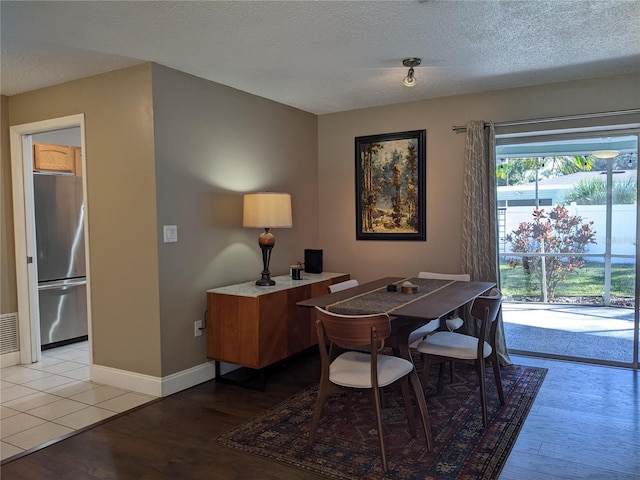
[499,260,635,300]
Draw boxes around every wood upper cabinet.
[73,146,82,177]
[206,273,349,370]
[33,142,82,176]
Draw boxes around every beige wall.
[3,65,637,382]
[150,65,319,375]
[6,65,163,376]
[318,73,640,283]
[1,95,18,314]
[1,63,319,378]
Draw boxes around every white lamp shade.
[243,192,292,228]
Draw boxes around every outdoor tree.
[591,152,637,170]
[496,155,593,187]
[505,205,597,301]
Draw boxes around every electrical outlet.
[194,320,202,337]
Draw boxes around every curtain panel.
[461,121,512,366]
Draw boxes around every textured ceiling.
[1,0,639,115]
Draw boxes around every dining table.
[297,275,496,451]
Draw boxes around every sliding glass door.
[496,130,639,368]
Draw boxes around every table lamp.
[243,192,292,286]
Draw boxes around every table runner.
[326,277,454,316]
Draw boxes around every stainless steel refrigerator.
[34,173,88,348]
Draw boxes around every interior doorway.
[495,129,639,367]
[32,129,88,351]
[9,114,92,368]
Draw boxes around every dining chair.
[419,272,470,331]
[409,272,471,392]
[308,306,429,472]
[408,272,471,349]
[328,279,359,293]
[415,288,505,428]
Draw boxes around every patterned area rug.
[215,362,547,479]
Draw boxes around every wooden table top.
[297,276,495,321]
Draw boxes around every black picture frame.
[355,129,426,241]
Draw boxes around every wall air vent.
[1,313,19,354]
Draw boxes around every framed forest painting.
[355,130,426,241]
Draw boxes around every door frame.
[10,114,92,366]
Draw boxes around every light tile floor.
[0,341,156,462]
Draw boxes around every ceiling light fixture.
[402,58,421,87]
[592,150,620,159]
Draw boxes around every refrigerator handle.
[38,278,87,290]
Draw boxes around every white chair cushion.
[407,319,441,348]
[416,331,492,360]
[328,279,359,293]
[418,272,471,281]
[329,351,413,388]
[445,316,464,331]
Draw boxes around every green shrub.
[564,177,637,205]
[504,205,597,301]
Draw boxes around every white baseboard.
[91,361,217,397]
[159,361,217,397]
[1,351,21,368]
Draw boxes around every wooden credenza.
[206,272,349,370]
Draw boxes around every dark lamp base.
[258,231,275,246]
[255,228,276,287]
[256,275,275,286]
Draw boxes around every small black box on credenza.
[304,249,323,273]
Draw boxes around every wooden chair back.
[314,306,390,349]
[470,289,502,351]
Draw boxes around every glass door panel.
[497,133,638,367]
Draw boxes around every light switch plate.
[163,225,178,243]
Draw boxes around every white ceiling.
[1,0,639,115]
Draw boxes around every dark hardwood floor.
[1,350,638,479]
[1,351,325,480]
[499,355,639,480]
